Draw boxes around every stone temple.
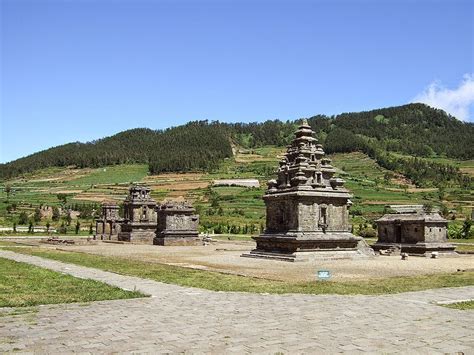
[118,186,158,243]
[95,203,123,240]
[243,119,374,261]
[373,205,457,256]
[154,200,200,246]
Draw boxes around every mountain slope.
[1,103,473,181]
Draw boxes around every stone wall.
[425,224,447,242]
[165,214,199,231]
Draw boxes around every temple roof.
[267,119,346,194]
[376,212,447,223]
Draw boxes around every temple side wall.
[96,221,104,235]
[377,223,396,243]
[401,223,424,243]
[164,214,199,231]
[425,223,447,242]
[265,198,298,233]
[298,201,318,231]
[326,203,350,232]
[265,196,350,233]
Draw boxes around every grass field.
[4,247,474,296]
[441,300,474,310]
[0,257,146,307]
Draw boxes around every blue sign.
[317,270,331,280]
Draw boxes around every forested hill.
[0,122,233,179]
[229,103,473,159]
[1,103,473,182]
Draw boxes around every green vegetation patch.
[441,300,474,310]
[66,164,149,185]
[6,247,474,295]
[0,257,146,307]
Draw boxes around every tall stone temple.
[118,186,158,243]
[243,119,374,261]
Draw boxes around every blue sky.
[1,0,473,163]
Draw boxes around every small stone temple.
[154,200,200,246]
[95,203,123,240]
[242,119,374,261]
[118,185,158,243]
[373,205,457,256]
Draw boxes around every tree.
[57,193,68,205]
[18,211,28,225]
[34,208,42,223]
[461,219,472,240]
[4,184,11,201]
[59,222,67,234]
[52,206,60,221]
[422,202,433,214]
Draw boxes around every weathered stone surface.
[243,120,374,261]
[118,186,158,244]
[374,206,457,256]
[154,200,200,246]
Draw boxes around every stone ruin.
[118,186,158,243]
[95,185,201,245]
[95,203,123,240]
[373,205,457,256]
[242,119,374,261]
[154,200,200,246]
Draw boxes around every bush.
[359,228,377,238]
[18,211,28,225]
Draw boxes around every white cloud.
[412,74,474,121]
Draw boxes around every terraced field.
[0,148,472,234]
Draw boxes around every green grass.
[0,257,146,307]
[442,300,474,310]
[5,247,474,295]
[0,240,23,247]
[66,164,149,185]
[210,234,254,241]
[453,244,474,252]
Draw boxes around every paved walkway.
[0,250,473,354]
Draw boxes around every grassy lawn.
[4,247,474,296]
[447,239,474,252]
[453,244,474,252]
[0,257,146,307]
[442,300,474,310]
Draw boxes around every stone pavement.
[0,250,473,354]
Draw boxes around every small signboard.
[317,270,331,281]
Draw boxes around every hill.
[0,122,233,180]
[1,103,473,190]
